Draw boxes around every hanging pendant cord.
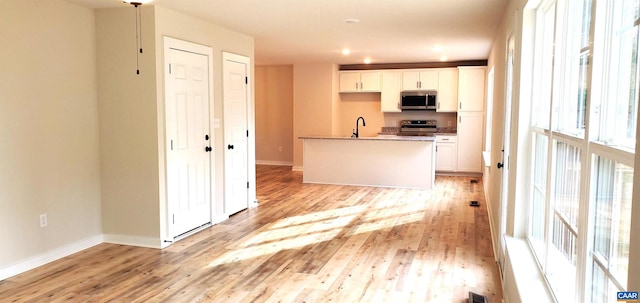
[134,3,141,75]
[138,5,143,55]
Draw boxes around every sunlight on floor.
[208,191,433,268]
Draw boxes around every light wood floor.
[0,165,502,303]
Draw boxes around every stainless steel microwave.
[400,90,437,111]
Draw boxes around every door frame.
[497,32,516,274]
[161,37,215,247]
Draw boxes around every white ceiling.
[67,0,509,66]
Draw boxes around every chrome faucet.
[352,116,366,138]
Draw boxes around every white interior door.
[498,35,515,274]
[223,53,249,215]
[165,42,212,238]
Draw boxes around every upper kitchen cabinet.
[381,71,402,112]
[402,69,438,91]
[436,68,458,112]
[339,71,382,93]
[457,66,486,112]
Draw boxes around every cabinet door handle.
[360,82,363,90]
[417,81,420,88]
[355,83,359,90]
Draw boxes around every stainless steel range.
[398,120,437,136]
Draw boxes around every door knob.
[205,146,212,152]
[227,144,234,150]
[497,162,504,169]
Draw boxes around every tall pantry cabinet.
[456,67,485,173]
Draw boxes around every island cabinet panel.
[381,71,402,112]
[339,71,381,92]
[301,137,435,189]
[456,112,484,173]
[458,66,485,112]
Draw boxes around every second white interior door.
[223,53,249,216]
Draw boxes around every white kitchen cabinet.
[456,112,484,173]
[381,71,402,112]
[437,68,458,112]
[339,71,381,92]
[436,135,457,172]
[458,66,485,112]
[402,69,438,91]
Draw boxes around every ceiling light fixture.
[342,49,351,55]
[122,0,152,5]
[344,18,360,24]
[122,0,152,74]
[363,58,372,64]
[440,55,448,62]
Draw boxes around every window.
[593,0,639,150]
[591,157,633,302]
[524,0,637,302]
[531,1,555,129]
[552,0,591,137]
[529,133,548,263]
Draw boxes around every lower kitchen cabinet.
[435,135,457,171]
[456,112,484,173]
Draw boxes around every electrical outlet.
[40,213,47,228]
[447,120,452,127]
[278,146,283,152]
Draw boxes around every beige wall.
[96,6,160,245]
[0,0,102,266]
[97,5,255,246]
[292,63,337,168]
[255,65,293,165]
[337,94,385,138]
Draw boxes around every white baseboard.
[0,234,103,281]
[256,160,293,166]
[484,186,500,262]
[103,234,161,249]
[292,166,303,172]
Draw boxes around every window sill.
[504,236,555,303]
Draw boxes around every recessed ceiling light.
[363,58,372,64]
[344,18,360,24]
[433,45,443,52]
[342,49,351,55]
[440,55,448,62]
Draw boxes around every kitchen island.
[300,136,435,189]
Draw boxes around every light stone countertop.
[299,135,436,142]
